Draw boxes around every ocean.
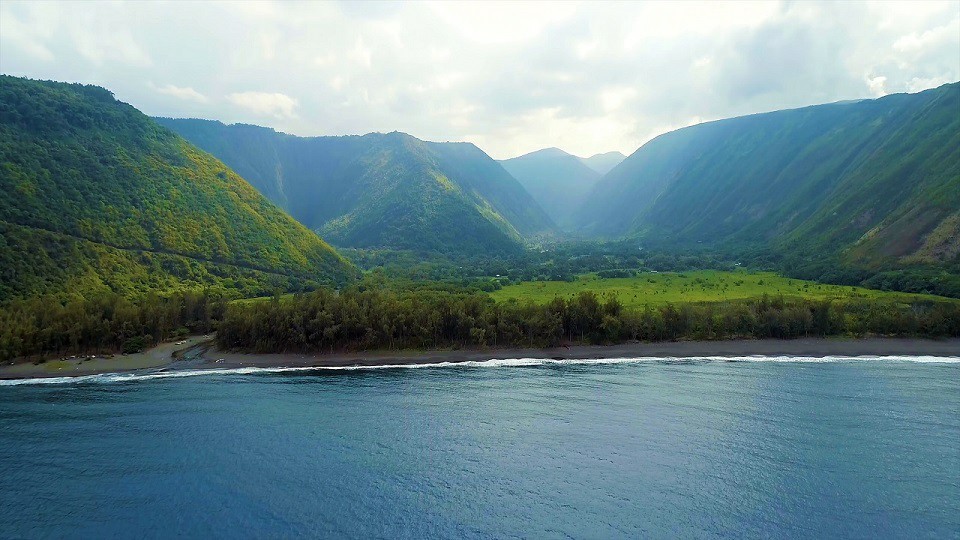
[1,356,958,538]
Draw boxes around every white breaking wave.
[1,355,957,386]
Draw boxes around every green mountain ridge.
[0,75,358,300]
[156,119,556,255]
[577,83,960,271]
[499,147,603,231]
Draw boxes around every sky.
[1,1,958,159]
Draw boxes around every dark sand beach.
[2,336,958,380]
[0,335,212,380]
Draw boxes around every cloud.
[866,75,889,97]
[0,3,55,61]
[0,1,957,158]
[893,21,957,53]
[154,84,209,103]
[226,92,299,119]
[905,75,954,92]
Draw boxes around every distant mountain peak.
[499,148,604,231]
[504,147,574,161]
[578,151,627,175]
[502,147,627,173]
[582,150,626,160]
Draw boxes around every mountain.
[156,119,556,254]
[576,83,960,271]
[578,151,625,175]
[499,148,602,230]
[0,76,357,300]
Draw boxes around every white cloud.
[905,75,954,92]
[866,75,888,97]
[893,20,958,52]
[0,0,957,158]
[427,1,578,45]
[226,92,299,119]
[155,84,209,103]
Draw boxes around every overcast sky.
[1,1,958,159]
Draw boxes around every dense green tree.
[214,287,960,355]
[0,75,357,301]
[0,290,225,361]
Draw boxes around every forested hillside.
[157,119,556,254]
[576,83,960,276]
[0,76,358,300]
[499,148,602,230]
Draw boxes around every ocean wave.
[1,354,958,386]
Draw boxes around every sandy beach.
[199,337,960,370]
[0,335,212,380]
[2,336,958,380]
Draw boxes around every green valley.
[3,5,960,537]
[156,119,556,255]
[1,75,958,364]
[576,83,960,284]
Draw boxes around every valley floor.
[490,270,951,308]
[3,336,958,380]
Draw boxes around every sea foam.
[1,354,958,386]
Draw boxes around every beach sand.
[2,336,957,380]
[201,337,960,369]
[0,335,212,380]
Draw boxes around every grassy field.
[490,270,954,308]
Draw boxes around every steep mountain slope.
[499,148,602,230]
[579,151,625,175]
[577,83,960,269]
[156,119,556,254]
[0,76,357,300]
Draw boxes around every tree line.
[0,290,224,361]
[4,284,958,363]
[216,287,960,354]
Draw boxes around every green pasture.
[490,270,952,308]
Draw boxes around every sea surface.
[1,356,958,539]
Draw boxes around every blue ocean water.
[1,356,958,539]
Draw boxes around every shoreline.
[0,335,212,380]
[200,337,960,370]
[1,336,958,380]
